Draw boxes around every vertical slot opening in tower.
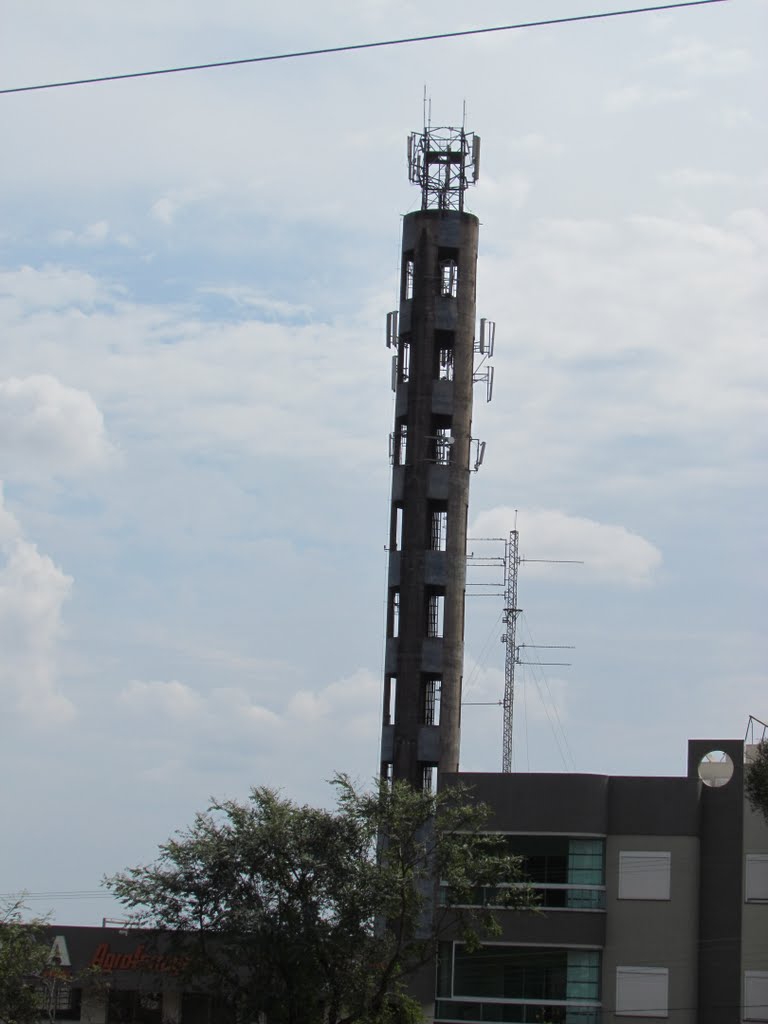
[426,591,445,638]
[402,252,414,301]
[434,330,455,381]
[421,675,442,726]
[428,502,448,551]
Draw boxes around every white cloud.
[651,41,753,76]
[0,375,114,479]
[112,668,380,793]
[118,679,205,718]
[0,488,75,722]
[50,221,111,246]
[604,85,694,112]
[0,266,114,311]
[201,286,312,319]
[507,134,563,158]
[471,507,662,587]
[659,168,741,188]
[150,185,220,225]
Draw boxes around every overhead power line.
[0,0,729,97]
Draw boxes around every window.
[569,839,604,884]
[421,676,441,725]
[430,419,454,464]
[618,851,671,901]
[181,993,236,1024]
[402,253,414,300]
[438,248,459,298]
[436,944,601,1023]
[388,590,400,638]
[746,855,768,902]
[429,504,447,551]
[398,336,410,382]
[40,984,82,1021]
[426,592,444,638]
[745,971,768,1021]
[421,764,437,792]
[458,836,606,911]
[390,505,403,550]
[391,421,407,466]
[434,330,455,381]
[383,675,396,725]
[439,258,458,297]
[616,967,668,1018]
[108,991,163,1024]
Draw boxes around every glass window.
[567,951,600,1001]
[569,839,604,885]
[452,946,599,1003]
[435,1001,599,1023]
[504,836,604,887]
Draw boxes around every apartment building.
[432,738,768,1024]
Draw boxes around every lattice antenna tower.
[501,531,582,773]
[407,123,481,212]
[501,531,520,773]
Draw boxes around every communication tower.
[379,123,489,790]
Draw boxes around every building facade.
[35,927,229,1024]
[433,739,768,1024]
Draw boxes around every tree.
[745,739,768,825]
[106,776,533,1024]
[0,900,51,1024]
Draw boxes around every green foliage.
[0,900,51,1024]
[745,740,768,824]
[106,776,532,1024]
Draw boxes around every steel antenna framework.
[501,530,520,774]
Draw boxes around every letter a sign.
[50,936,71,967]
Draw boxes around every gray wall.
[741,786,768,981]
[601,834,699,1024]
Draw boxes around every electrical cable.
[0,0,730,97]
[518,612,577,771]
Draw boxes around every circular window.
[698,750,734,788]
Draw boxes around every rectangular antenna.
[391,355,398,392]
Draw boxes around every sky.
[0,0,765,925]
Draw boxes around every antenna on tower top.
[407,120,481,212]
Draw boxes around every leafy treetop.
[106,775,533,1024]
[745,739,768,825]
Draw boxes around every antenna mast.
[501,529,520,773]
[407,123,480,212]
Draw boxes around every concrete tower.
[380,124,487,791]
